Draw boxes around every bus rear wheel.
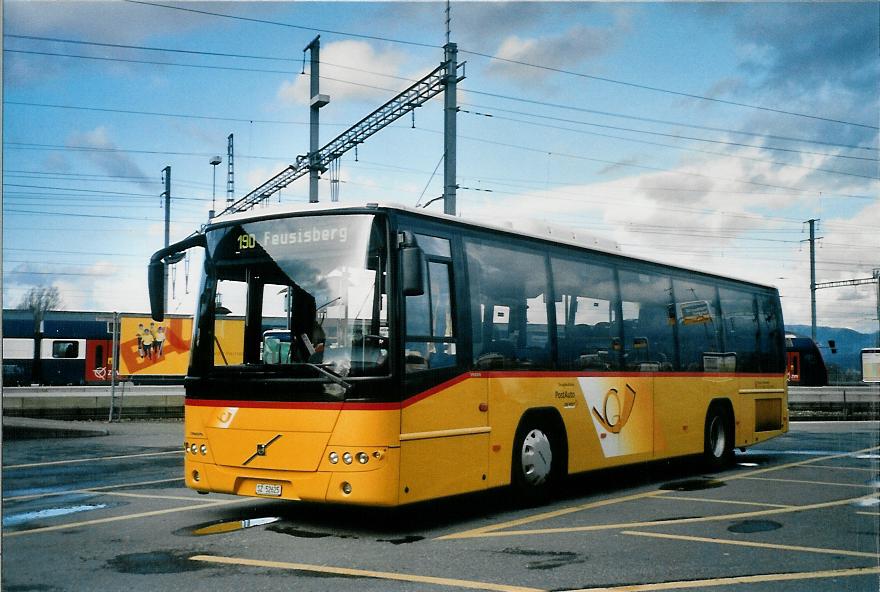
[512,422,556,504]
[703,407,733,470]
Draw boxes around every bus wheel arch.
[703,399,735,469]
[511,408,568,504]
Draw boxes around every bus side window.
[720,288,760,372]
[551,256,620,371]
[674,279,722,372]
[466,240,552,370]
[405,236,457,373]
[619,271,675,372]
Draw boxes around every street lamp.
[209,155,222,218]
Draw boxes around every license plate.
[255,483,282,496]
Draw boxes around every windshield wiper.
[296,362,352,394]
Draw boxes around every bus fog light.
[341,482,352,495]
[328,452,339,464]
[356,452,369,464]
[199,444,208,455]
[342,452,353,465]
[192,470,200,482]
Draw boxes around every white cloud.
[486,19,629,85]
[458,146,879,333]
[67,126,152,187]
[277,40,409,107]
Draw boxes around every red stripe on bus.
[185,371,784,411]
[473,371,785,380]
[400,373,475,408]
[185,399,345,410]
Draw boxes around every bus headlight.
[356,452,369,465]
[199,444,208,455]
[342,452,353,465]
[328,452,339,464]
[190,443,198,455]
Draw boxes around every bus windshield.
[192,214,389,385]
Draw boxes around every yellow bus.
[148,203,787,506]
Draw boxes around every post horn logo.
[591,384,637,434]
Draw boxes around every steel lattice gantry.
[221,57,465,216]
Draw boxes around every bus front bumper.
[184,448,401,506]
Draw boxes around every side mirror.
[401,245,425,297]
[147,232,207,323]
[148,260,165,322]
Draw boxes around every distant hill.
[786,324,878,379]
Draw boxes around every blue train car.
[3,310,114,386]
[786,334,828,386]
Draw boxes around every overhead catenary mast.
[226,133,235,205]
[219,42,464,217]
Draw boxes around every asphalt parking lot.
[2,420,878,592]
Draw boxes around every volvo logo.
[591,384,637,434]
[242,434,282,466]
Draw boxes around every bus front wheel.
[703,406,733,470]
[512,422,556,504]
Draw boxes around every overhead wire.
[459,104,878,162]
[460,109,878,182]
[458,50,878,130]
[460,90,878,152]
[122,0,439,49]
[88,2,880,128]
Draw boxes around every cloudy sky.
[3,1,878,333]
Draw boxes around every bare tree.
[17,287,63,385]
[17,286,63,326]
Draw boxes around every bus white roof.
[210,201,620,254]
[208,201,775,291]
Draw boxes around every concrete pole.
[808,219,817,342]
[443,42,458,216]
[307,36,321,203]
[875,269,880,347]
[163,166,171,311]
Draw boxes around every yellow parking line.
[3,477,184,501]
[74,490,201,502]
[562,566,880,591]
[622,530,880,559]
[440,446,879,541]
[801,464,879,473]
[4,450,182,469]
[726,445,880,482]
[191,555,545,592]
[5,498,252,537]
[658,496,793,509]
[738,476,869,488]
[436,490,669,540]
[450,494,876,539]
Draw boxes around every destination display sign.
[678,300,713,325]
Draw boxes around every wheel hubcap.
[521,429,552,486]
[709,417,726,458]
